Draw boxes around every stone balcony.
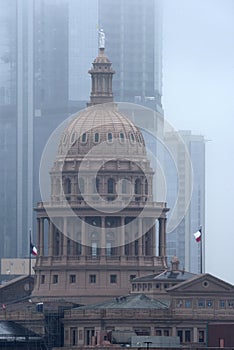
[36,255,166,268]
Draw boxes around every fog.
[163,0,234,282]
[0,0,233,282]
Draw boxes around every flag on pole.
[30,242,38,256]
[193,228,202,242]
[30,231,38,256]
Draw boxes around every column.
[48,219,54,256]
[101,217,105,256]
[40,218,44,256]
[193,327,198,343]
[151,224,156,256]
[120,217,125,255]
[63,217,68,257]
[159,218,166,257]
[37,218,40,255]
[81,217,86,255]
[138,218,143,256]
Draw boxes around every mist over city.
[0,0,233,349]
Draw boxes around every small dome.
[57,103,146,159]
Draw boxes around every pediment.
[168,273,234,294]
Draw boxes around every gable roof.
[76,294,170,310]
[133,269,195,283]
[167,273,234,293]
[0,321,42,340]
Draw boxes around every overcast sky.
[162,0,234,283]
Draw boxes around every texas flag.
[30,242,38,256]
[193,228,202,242]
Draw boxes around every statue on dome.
[98,28,105,49]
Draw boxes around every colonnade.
[36,216,167,258]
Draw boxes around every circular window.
[202,281,209,288]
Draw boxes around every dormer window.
[70,132,77,144]
[94,132,99,143]
[130,133,135,142]
[107,132,113,143]
[81,133,87,143]
[119,132,125,143]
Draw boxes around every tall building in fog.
[165,131,206,274]
[0,1,205,277]
[0,1,17,258]
[0,0,70,261]
[99,0,163,113]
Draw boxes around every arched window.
[70,132,77,144]
[119,132,125,143]
[78,178,85,193]
[130,133,135,142]
[107,132,113,143]
[107,178,115,194]
[94,132,99,143]
[64,178,71,194]
[81,133,87,143]
[134,179,141,195]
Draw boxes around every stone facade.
[32,47,168,304]
[60,273,234,348]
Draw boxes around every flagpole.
[29,228,32,277]
[200,226,202,274]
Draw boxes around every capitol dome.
[57,103,146,159]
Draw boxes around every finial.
[98,28,105,49]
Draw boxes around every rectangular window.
[177,330,183,342]
[206,300,213,308]
[219,300,226,308]
[70,328,78,346]
[198,299,205,308]
[41,275,45,284]
[53,274,58,284]
[89,274,96,283]
[176,299,183,308]
[69,274,76,283]
[185,299,192,308]
[91,242,97,256]
[163,329,170,336]
[76,241,82,255]
[106,242,112,256]
[185,330,191,342]
[155,329,162,336]
[198,330,205,343]
[110,274,117,283]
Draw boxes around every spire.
[87,30,115,106]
